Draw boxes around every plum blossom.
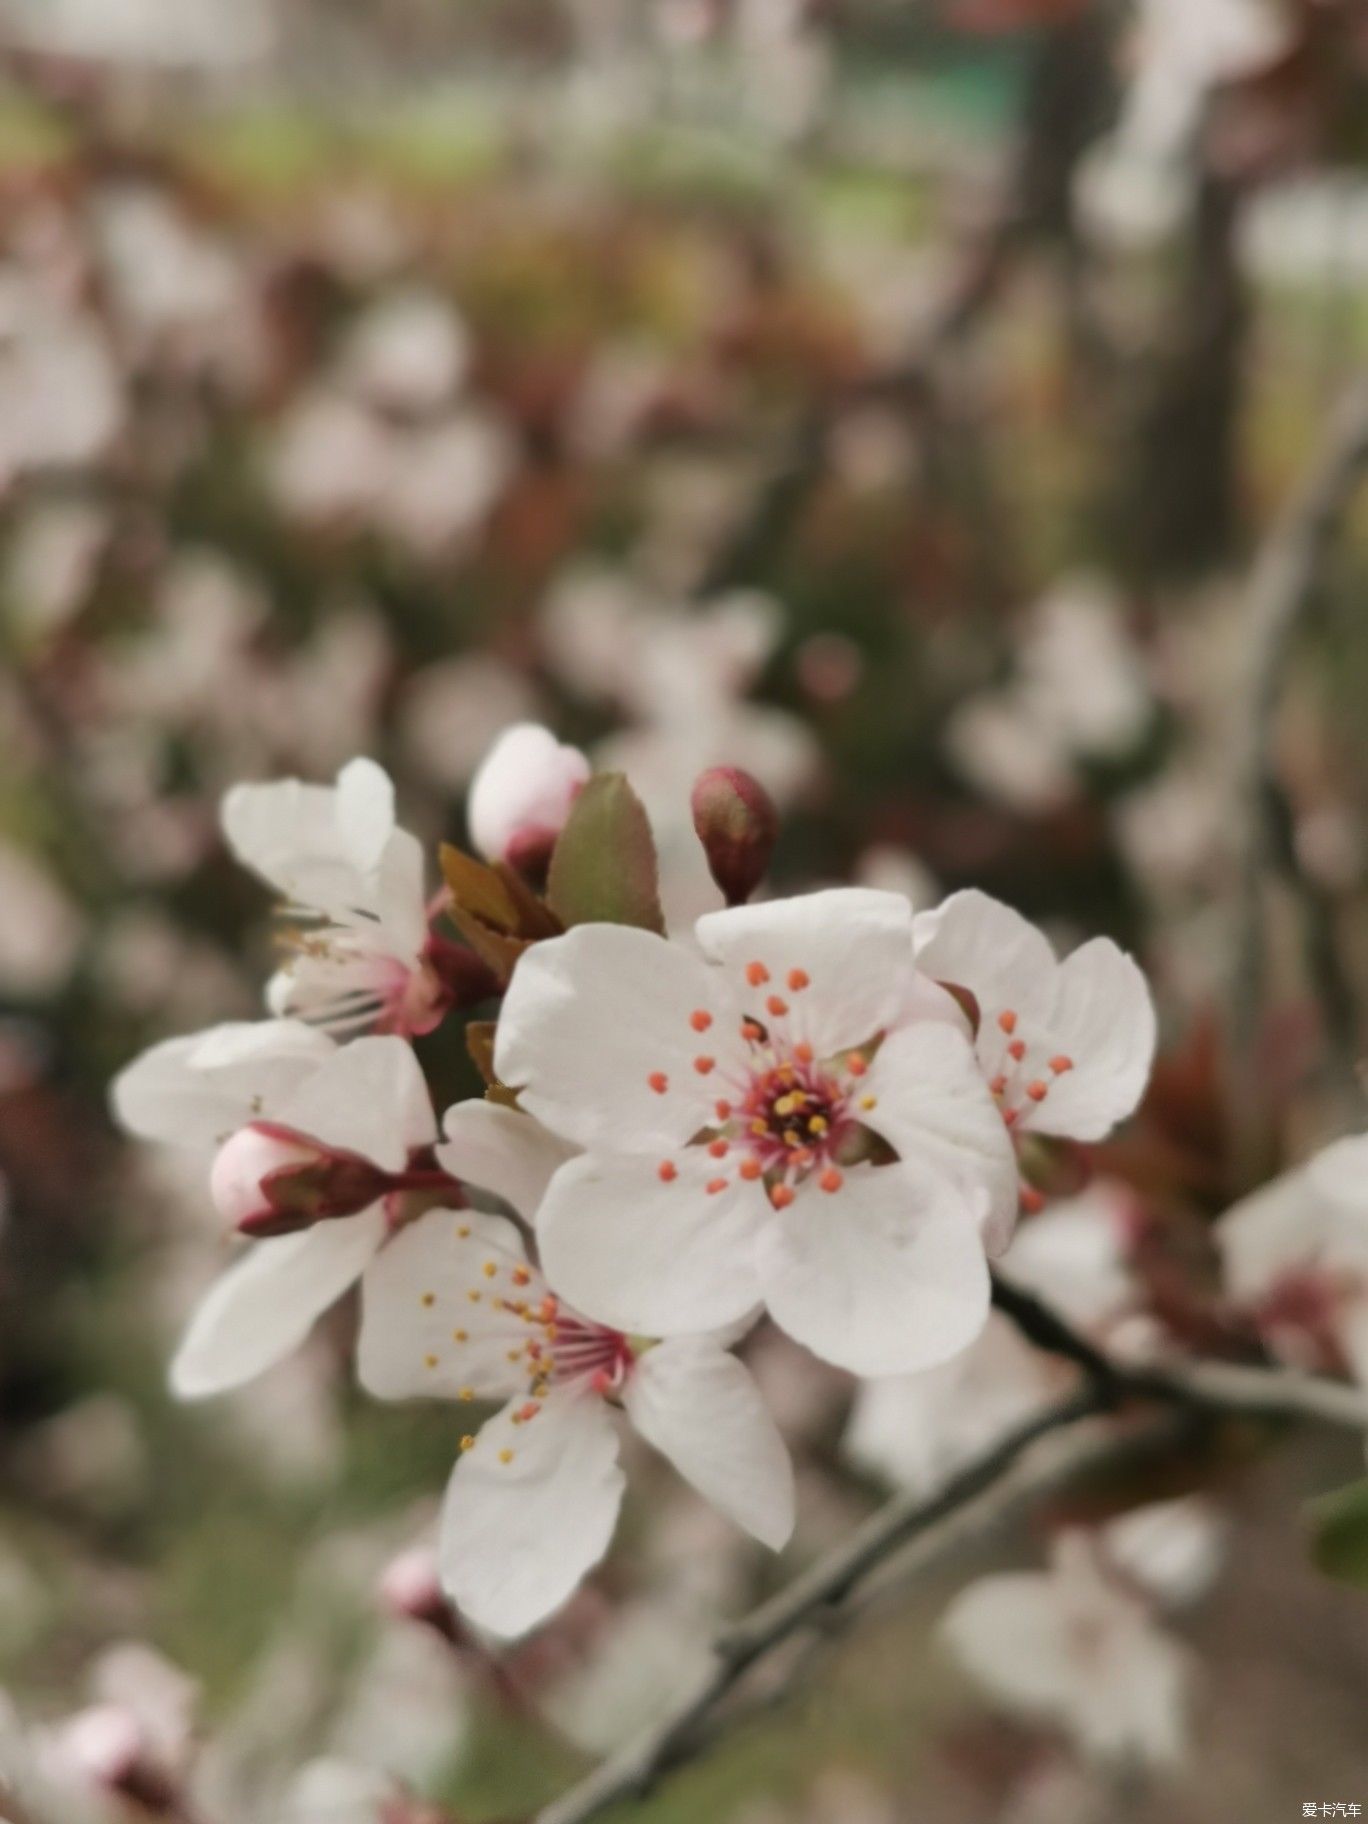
[112,1026,445,1395]
[913,890,1156,1178]
[845,1183,1146,1496]
[1218,1132,1368,1382]
[943,580,1152,815]
[940,1500,1220,1767]
[337,287,470,417]
[495,888,1018,1375]
[467,723,592,874]
[221,758,456,1038]
[359,1194,794,1638]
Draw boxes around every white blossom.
[359,1106,793,1637]
[495,888,1017,1374]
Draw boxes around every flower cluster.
[113,737,1158,1644]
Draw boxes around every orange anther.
[1007,1039,1026,1061]
[847,1055,868,1077]
[746,961,770,986]
[648,1071,668,1095]
[511,1266,531,1286]
[1019,1185,1046,1215]
[769,1183,795,1209]
[1025,1080,1048,1102]
[658,1160,678,1183]
[742,1021,764,1042]
[715,1099,733,1119]
[690,1009,713,1032]
[998,1009,1018,1034]
[516,1401,541,1423]
[708,1138,729,1158]
[1049,1055,1074,1075]
[766,995,789,1018]
[788,968,810,991]
[794,1041,814,1064]
[819,1168,843,1194]
[990,1074,1008,1096]
[706,1177,728,1195]
[590,1369,614,1395]
[739,1158,762,1181]
[694,1055,715,1075]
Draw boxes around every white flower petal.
[440,1391,625,1639]
[694,888,915,1057]
[1307,1132,1368,1212]
[221,776,363,917]
[170,1209,386,1397]
[110,1020,335,1149]
[494,924,728,1153]
[1029,938,1156,1139]
[1102,1498,1226,1611]
[756,1163,989,1375]
[913,889,1056,1011]
[373,826,430,960]
[942,1542,1191,1768]
[335,756,396,875]
[623,1337,794,1549]
[274,1035,435,1169]
[861,1020,1019,1252]
[358,1208,539,1402]
[536,1152,767,1336]
[437,1100,579,1221]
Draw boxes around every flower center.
[983,1006,1073,1129]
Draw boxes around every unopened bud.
[61,1706,178,1813]
[691,767,779,907]
[379,1545,459,1642]
[468,723,591,880]
[211,1123,388,1238]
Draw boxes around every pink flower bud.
[379,1545,458,1640]
[468,723,590,877]
[60,1706,178,1811]
[690,767,780,907]
[210,1123,389,1238]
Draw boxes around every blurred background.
[2,2,1368,1819]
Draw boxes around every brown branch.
[535,1385,1108,1824]
[537,1279,1368,1824]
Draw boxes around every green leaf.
[1309,1477,1368,1588]
[546,773,665,934]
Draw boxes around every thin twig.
[991,1274,1368,1430]
[537,1279,1368,1824]
[1230,378,1368,1117]
[536,1386,1107,1824]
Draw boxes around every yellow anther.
[860,1094,878,1111]
[421,1292,435,1308]
[467,1290,482,1303]
[457,1224,471,1238]
[424,1354,439,1369]
[459,1386,474,1402]
[452,1328,468,1342]
[499,1448,514,1465]
[460,1435,475,1451]
[506,1349,521,1362]
[482,1261,497,1279]
[808,1115,828,1135]
[783,1129,801,1147]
